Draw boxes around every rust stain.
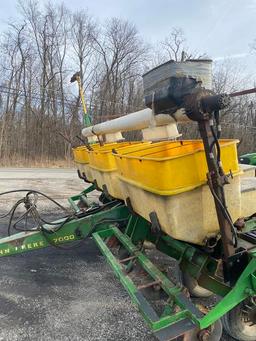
[8,237,27,247]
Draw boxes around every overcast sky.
[0,0,255,72]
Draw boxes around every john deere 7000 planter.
[1,60,256,340]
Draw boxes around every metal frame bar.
[0,189,255,339]
[198,121,235,267]
[93,226,256,334]
[93,227,200,335]
[0,205,129,257]
[68,184,96,212]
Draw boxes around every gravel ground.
[0,216,154,341]
[0,168,235,340]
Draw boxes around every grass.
[0,157,74,168]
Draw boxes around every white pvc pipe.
[82,108,189,138]
[83,60,212,138]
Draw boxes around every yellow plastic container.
[88,142,144,171]
[241,177,256,216]
[119,175,243,245]
[73,142,137,184]
[114,139,240,195]
[88,142,150,198]
[72,144,103,182]
[114,139,242,245]
[73,145,91,164]
[239,164,256,178]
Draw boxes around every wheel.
[176,320,223,341]
[182,272,213,298]
[222,299,256,341]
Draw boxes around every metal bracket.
[149,211,161,235]
[93,226,204,340]
[81,172,91,184]
[77,169,91,184]
[93,179,101,192]
[126,197,136,215]
[102,184,113,201]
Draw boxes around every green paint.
[93,226,256,334]
[68,185,96,212]
[0,205,129,257]
[93,227,191,331]
[242,217,256,233]
[0,191,256,338]
[199,254,256,329]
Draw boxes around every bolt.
[245,288,254,295]
[198,329,211,341]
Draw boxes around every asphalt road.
[0,168,234,341]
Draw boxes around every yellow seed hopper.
[113,139,254,245]
[88,141,150,199]
[72,144,99,182]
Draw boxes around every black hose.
[12,207,41,232]
[7,199,26,235]
[0,204,20,219]
[0,189,69,212]
[207,181,238,247]
[215,110,221,139]
[38,215,70,225]
[210,124,221,164]
[40,200,122,235]
[41,217,129,250]
[1,186,123,245]
[1,189,71,236]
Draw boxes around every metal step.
[92,226,203,340]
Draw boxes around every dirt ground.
[0,168,234,340]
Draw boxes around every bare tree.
[70,10,98,126]
[0,2,254,166]
[92,18,147,119]
[161,27,187,61]
[161,27,207,62]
